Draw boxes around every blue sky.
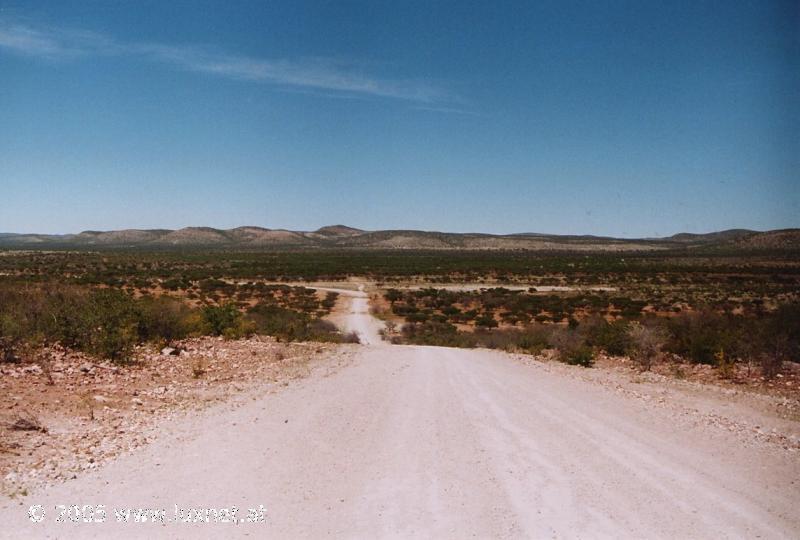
[1,1,797,237]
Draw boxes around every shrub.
[406,311,430,324]
[664,312,737,365]
[83,289,140,362]
[385,289,403,305]
[584,317,630,356]
[759,352,783,380]
[0,285,142,361]
[715,349,735,379]
[753,304,800,378]
[562,345,595,367]
[0,335,21,363]
[180,311,212,336]
[247,303,343,342]
[320,292,339,311]
[136,296,192,344]
[401,320,463,347]
[342,331,361,344]
[627,323,665,371]
[202,302,242,337]
[222,317,256,340]
[308,318,334,333]
[513,326,550,354]
[475,314,499,328]
[0,314,23,351]
[36,288,93,348]
[549,328,594,367]
[247,303,310,341]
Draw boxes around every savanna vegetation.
[0,281,345,364]
[1,248,798,290]
[1,247,798,373]
[383,286,800,376]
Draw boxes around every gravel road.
[1,306,798,538]
[324,285,385,345]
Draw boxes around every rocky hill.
[0,225,796,251]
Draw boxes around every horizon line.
[2,224,796,242]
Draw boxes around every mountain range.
[0,226,797,251]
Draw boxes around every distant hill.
[312,225,365,237]
[666,229,757,243]
[730,229,800,250]
[0,226,797,251]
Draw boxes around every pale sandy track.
[322,285,384,345]
[1,311,798,538]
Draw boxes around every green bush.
[136,296,193,344]
[37,288,93,348]
[513,326,550,354]
[562,345,595,367]
[247,303,309,341]
[549,328,594,367]
[401,320,464,347]
[752,304,800,377]
[202,302,242,337]
[584,318,631,356]
[664,312,739,365]
[0,312,24,346]
[82,289,140,361]
[222,318,256,340]
[475,314,499,328]
[247,303,344,342]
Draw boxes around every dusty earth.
[0,338,355,498]
[391,283,618,292]
[0,291,798,538]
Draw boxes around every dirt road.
[1,307,798,538]
[324,285,385,345]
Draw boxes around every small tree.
[627,323,665,371]
[385,289,403,306]
[475,313,498,328]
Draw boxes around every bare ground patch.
[0,337,356,498]
[512,350,800,452]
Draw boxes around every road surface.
[1,300,798,538]
[323,285,385,345]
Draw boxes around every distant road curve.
[318,285,385,345]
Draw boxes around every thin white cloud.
[0,21,453,104]
[0,24,79,58]
[411,105,485,117]
[0,24,120,58]
[134,43,449,102]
